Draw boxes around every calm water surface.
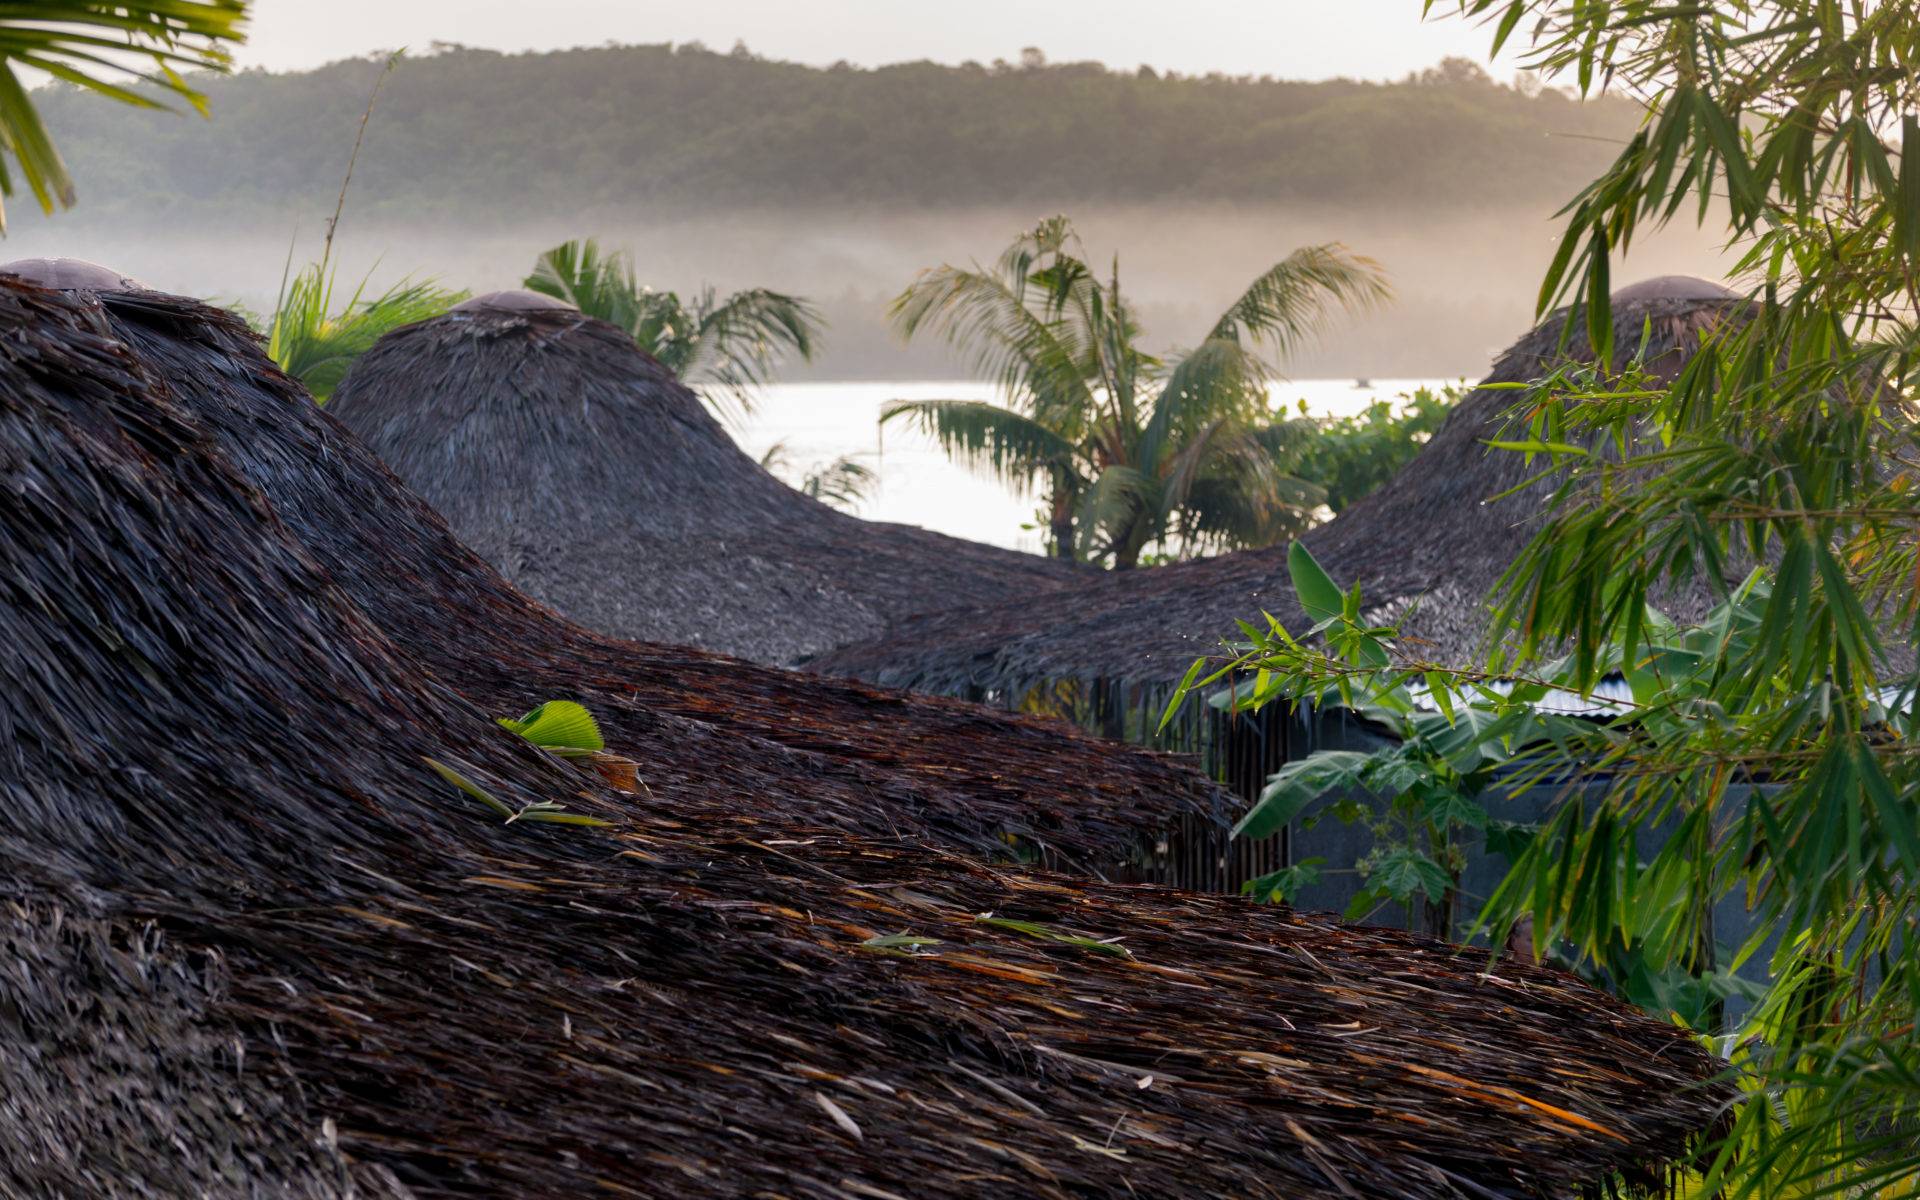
[736,379,1449,552]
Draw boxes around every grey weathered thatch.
[14,263,1227,873]
[1,271,1731,1198]
[328,292,1079,665]
[813,278,1750,700]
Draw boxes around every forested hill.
[33,43,1637,224]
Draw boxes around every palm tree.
[525,238,824,422]
[883,217,1389,567]
[0,2,247,230]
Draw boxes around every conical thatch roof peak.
[330,303,1080,664]
[0,273,1732,1198]
[1610,273,1738,304]
[452,287,577,313]
[3,256,144,291]
[814,278,1752,697]
[53,277,1228,869]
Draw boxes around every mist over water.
[9,201,1728,381]
[9,199,1725,550]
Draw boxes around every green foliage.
[757,440,877,511]
[972,915,1132,957]
[421,756,611,828]
[265,261,465,403]
[426,698,624,829]
[1278,385,1458,515]
[886,216,1387,567]
[525,237,822,421]
[1177,1,1920,1179]
[1225,548,1527,935]
[497,700,604,754]
[1243,856,1324,905]
[25,44,1640,223]
[0,2,244,229]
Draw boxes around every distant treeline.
[31,43,1638,225]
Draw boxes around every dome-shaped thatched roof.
[14,266,1225,870]
[813,279,1753,698]
[1,255,144,291]
[328,304,1079,665]
[0,274,1730,1198]
[452,287,577,312]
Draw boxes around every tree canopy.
[25,42,1639,224]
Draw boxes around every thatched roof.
[813,278,1750,699]
[15,265,1224,873]
[1,273,1729,1197]
[327,293,1081,665]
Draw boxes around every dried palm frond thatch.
[12,262,1225,872]
[327,290,1082,666]
[0,272,1734,1198]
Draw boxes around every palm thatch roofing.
[327,291,1081,666]
[1,271,1730,1197]
[813,277,1750,703]
[13,263,1225,874]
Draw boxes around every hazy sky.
[237,1,1512,80]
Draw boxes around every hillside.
[31,43,1638,225]
[10,44,1702,380]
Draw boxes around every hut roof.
[21,268,1225,871]
[813,279,1750,698]
[0,275,1729,1198]
[327,303,1082,665]
[452,286,577,312]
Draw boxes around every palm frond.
[798,454,877,512]
[758,441,877,512]
[994,213,1080,295]
[1153,418,1325,557]
[1246,415,1324,459]
[525,238,644,333]
[890,264,1096,427]
[756,438,794,475]
[880,399,1080,495]
[1156,416,1234,518]
[529,239,821,421]
[1076,463,1157,565]
[679,285,824,419]
[1203,243,1391,360]
[1175,471,1321,556]
[1142,338,1271,475]
[0,2,246,229]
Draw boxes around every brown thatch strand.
[0,276,1728,1196]
[813,278,1749,699]
[65,278,1226,872]
[327,298,1082,665]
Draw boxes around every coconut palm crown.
[525,237,823,422]
[884,216,1389,568]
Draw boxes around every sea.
[733,379,1450,552]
